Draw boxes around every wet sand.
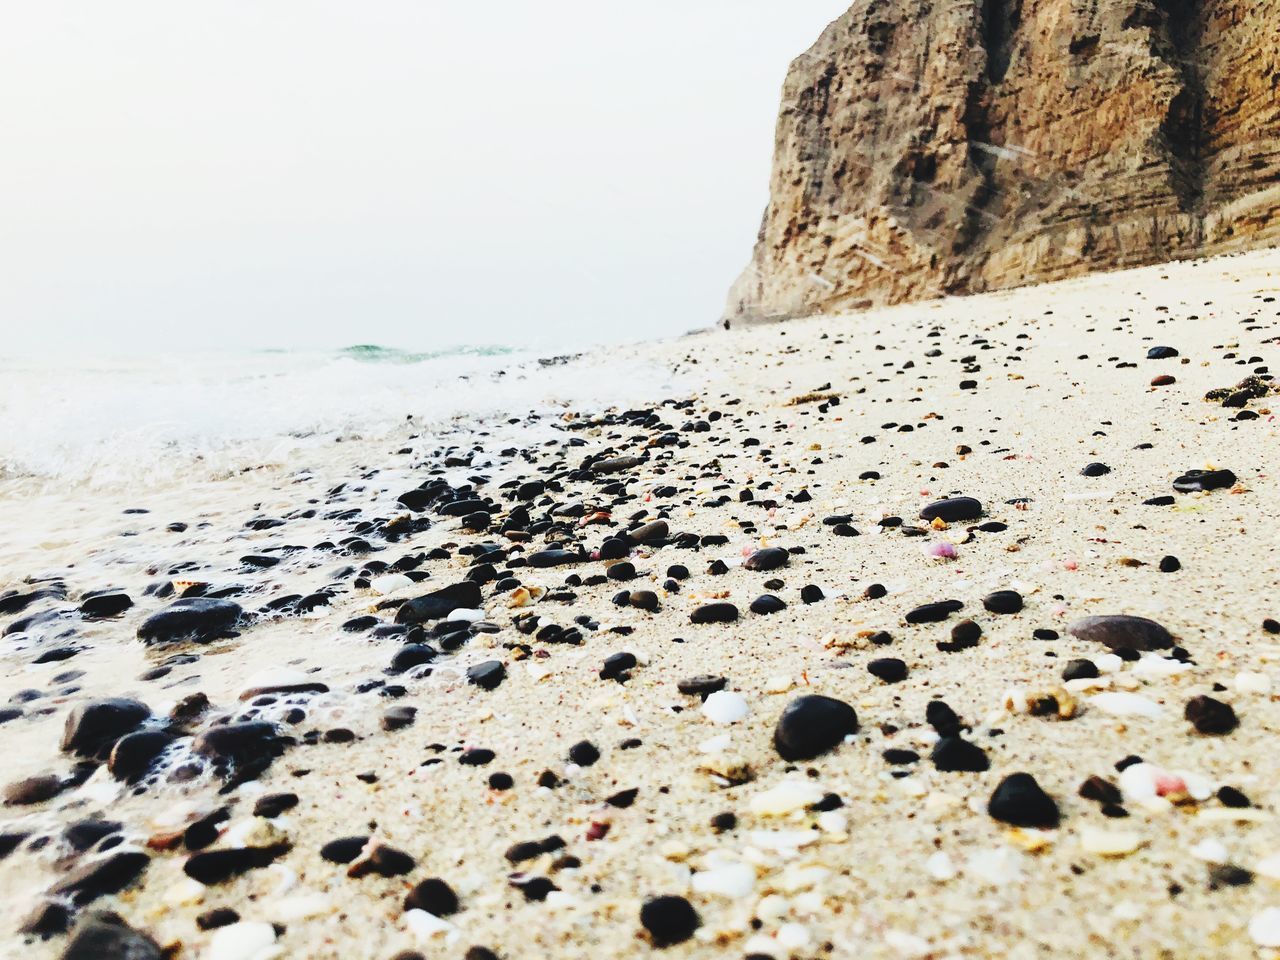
[2,248,1280,960]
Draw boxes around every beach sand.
[2,248,1280,960]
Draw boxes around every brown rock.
[725,0,1280,323]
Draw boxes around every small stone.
[3,774,63,806]
[1147,346,1179,359]
[988,773,1059,829]
[744,547,789,571]
[749,594,786,615]
[919,497,982,523]
[1067,615,1174,651]
[867,658,907,683]
[137,598,242,644]
[1159,555,1181,573]
[930,736,989,772]
[1173,468,1237,493]
[405,877,459,916]
[1185,695,1238,735]
[690,603,738,624]
[773,695,858,761]
[905,600,963,624]
[1062,659,1099,682]
[983,590,1023,614]
[640,895,700,948]
[467,661,506,691]
[678,675,727,699]
[702,690,749,724]
[1080,827,1142,856]
[568,741,600,766]
[1080,462,1111,477]
[62,911,163,960]
[61,698,152,759]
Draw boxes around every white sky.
[0,2,848,354]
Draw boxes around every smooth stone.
[690,603,738,624]
[61,698,151,758]
[773,695,858,761]
[1080,462,1111,477]
[905,600,963,624]
[749,594,787,615]
[137,598,242,644]
[1067,615,1174,651]
[61,911,163,960]
[628,520,669,544]
[983,590,1024,614]
[677,675,727,699]
[3,774,63,806]
[191,722,279,761]
[389,644,439,674]
[108,731,176,783]
[1173,468,1237,493]
[526,549,583,568]
[79,592,134,619]
[184,845,290,884]
[404,877,459,916]
[320,836,369,864]
[919,497,982,523]
[930,736,990,772]
[395,582,482,623]
[988,772,1060,828]
[640,895,701,948]
[1147,346,1179,359]
[867,658,907,683]
[1185,695,1239,735]
[467,661,506,691]
[743,547,789,571]
[50,851,150,905]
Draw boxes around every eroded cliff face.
[725,0,1280,322]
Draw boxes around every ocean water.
[0,343,682,491]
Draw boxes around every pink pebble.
[1154,771,1187,796]
[929,542,957,559]
[1063,559,1078,571]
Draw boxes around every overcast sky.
[0,2,848,354]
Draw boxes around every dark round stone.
[1080,462,1111,477]
[983,590,1024,614]
[930,736,989,772]
[61,698,151,759]
[1159,555,1181,573]
[743,547,789,571]
[1067,615,1174,651]
[1173,468,1237,493]
[677,675,727,699]
[690,603,738,625]
[640,895,701,948]
[749,594,787,615]
[108,731,176,783]
[1185,695,1238,735]
[919,497,982,523]
[137,598,242,644]
[905,599,964,624]
[467,661,506,691]
[568,741,600,767]
[773,695,858,761]
[867,658,907,683]
[405,877,459,916]
[1062,658,1099,682]
[987,773,1060,828]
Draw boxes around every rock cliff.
[725,0,1280,323]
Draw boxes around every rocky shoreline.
[2,248,1280,959]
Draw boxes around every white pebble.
[925,851,957,881]
[1255,855,1280,881]
[1080,827,1143,856]
[702,690,749,724]
[749,780,823,816]
[1093,654,1124,674]
[1133,654,1192,678]
[776,923,812,949]
[1236,671,1272,694]
[208,923,279,960]
[369,574,413,595]
[405,909,457,941]
[691,863,756,899]
[1190,839,1228,863]
[1089,692,1163,718]
[1250,908,1280,947]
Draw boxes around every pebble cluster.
[1,254,1279,958]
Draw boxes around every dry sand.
[2,248,1280,960]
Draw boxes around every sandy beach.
[3,247,1280,960]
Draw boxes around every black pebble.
[987,772,1060,828]
[773,695,858,761]
[640,895,701,948]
